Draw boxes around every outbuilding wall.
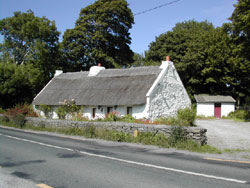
[196,103,214,117]
[197,103,235,117]
[221,103,235,117]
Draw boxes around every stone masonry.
[149,62,191,119]
[24,117,207,145]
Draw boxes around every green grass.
[242,155,250,160]
[0,117,222,154]
[223,149,250,153]
[196,115,216,120]
[174,140,222,154]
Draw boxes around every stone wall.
[24,117,207,145]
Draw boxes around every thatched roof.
[194,95,236,103]
[33,66,161,106]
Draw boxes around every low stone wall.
[24,117,207,145]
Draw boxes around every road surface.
[0,127,250,188]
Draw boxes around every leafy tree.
[0,62,32,108]
[0,10,60,92]
[145,20,246,103]
[146,21,215,98]
[61,0,134,71]
[132,53,146,67]
[229,0,250,105]
[0,10,60,108]
[230,0,250,60]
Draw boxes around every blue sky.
[0,0,236,54]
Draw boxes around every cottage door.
[214,103,221,118]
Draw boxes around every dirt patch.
[196,119,250,150]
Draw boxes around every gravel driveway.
[196,119,250,150]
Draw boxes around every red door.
[214,103,221,118]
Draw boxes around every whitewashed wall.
[34,105,149,120]
[147,61,191,119]
[221,103,235,117]
[132,104,148,119]
[196,103,235,117]
[79,105,148,120]
[196,103,214,117]
[34,105,59,119]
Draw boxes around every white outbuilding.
[194,95,236,118]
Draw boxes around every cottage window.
[127,107,132,115]
[92,108,96,118]
[107,107,113,114]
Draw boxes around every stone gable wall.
[149,63,191,119]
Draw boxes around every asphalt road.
[0,127,250,188]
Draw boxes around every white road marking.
[0,133,248,184]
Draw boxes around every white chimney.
[88,63,105,76]
[54,70,63,77]
[160,56,172,69]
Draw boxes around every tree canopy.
[229,0,250,104]
[0,10,60,108]
[230,0,250,60]
[61,0,134,72]
[145,20,249,104]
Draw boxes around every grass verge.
[223,149,250,153]
[0,118,221,154]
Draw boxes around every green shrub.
[169,126,188,146]
[154,107,196,127]
[104,112,120,122]
[38,104,53,118]
[12,114,26,128]
[120,114,136,123]
[56,106,67,119]
[0,107,5,114]
[177,107,196,126]
[1,115,10,122]
[228,110,250,121]
[55,100,82,120]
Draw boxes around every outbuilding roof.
[194,94,236,103]
[33,66,161,106]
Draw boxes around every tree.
[0,10,60,108]
[145,20,242,102]
[0,62,32,108]
[0,10,60,92]
[61,0,134,72]
[229,0,250,105]
[146,21,215,98]
[230,0,250,59]
[132,53,146,67]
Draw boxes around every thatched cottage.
[33,57,191,120]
